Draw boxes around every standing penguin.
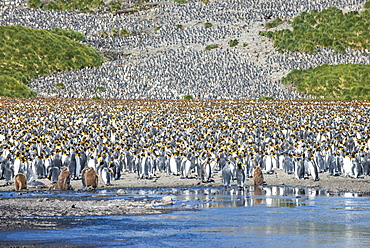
[343,154,353,177]
[283,154,294,174]
[101,167,114,186]
[81,167,98,189]
[307,158,319,181]
[14,173,27,190]
[201,159,212,183]
[75,153,82,179]
[236,162,246,188]
[35,155,46,179]
[143,155,153,179]
[295,157,305,180]
[180,157,192,179]
[68,152,77,179]
[57,166,71,190]
[47,166,60,185]
[169,155,178,175]
[222,162,232,188]
[13,157,21,175]
[110,159,121,180]
[137,154,145,179]
[4,158,14,185]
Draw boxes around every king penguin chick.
[14,173,27,190]
[81,167,98,189]
[57,166,71,190]
[253,166,264,185]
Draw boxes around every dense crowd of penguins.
[1,0,369,99]
[1,98,370,190]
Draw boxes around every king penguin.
[101,167,114,186]
[307,158,319,181]
[222,161,232,188]
[47,166,60,184]
[236,162,246,188]
[201,159,212,183]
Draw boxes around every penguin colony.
[1,98,370,190]
[1,0,369,100]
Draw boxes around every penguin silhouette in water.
[81,167,98,189]
[14,173,27,190]
[57,166,71,190]
[253,166,264,185]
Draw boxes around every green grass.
[56,83,65,89]
[205,44,218,50]
[32,0,104,12]
[108,1,121,11]
[259,4,370,53]
[172,0,188,3]
[282,64,370,100]
[0,75,36,97]
[365,0,370,9]
[265,18,284,29]
[28,0,42,8]
[183,94,194,100]
[0,25,103,97]
[229,39,239,47]
[204,23,213,28]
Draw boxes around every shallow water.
[2,186,370,247]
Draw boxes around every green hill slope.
[260,4,370,53]
[0,25,103,97]
[282,64,370,100]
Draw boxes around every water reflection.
[173,186,327,208]
[2,185,368,210]
[3,186,370,247]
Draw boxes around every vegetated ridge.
[0,25,103,97]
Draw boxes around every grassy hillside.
[0,25,103,97]
[260,4,370,53]
[282,64,370,100]
[260,2,370,100]
[28,0,104,12]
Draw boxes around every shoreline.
[2,170,370,194]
